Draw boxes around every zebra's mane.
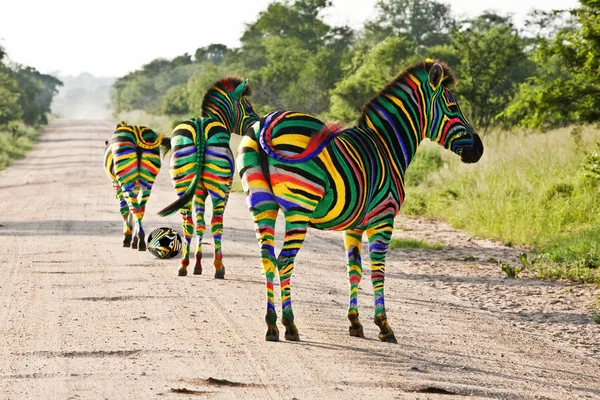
[358,59,456,126]
[200,76,253,115]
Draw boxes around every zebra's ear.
[428,63,444,90]
[232,79,248,100]
[117,121,126,129]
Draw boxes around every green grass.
[0,124,41,171]
[115,110,182,135]
[401,127,600,285]
[230,178,244,193]
[389,237,446,250]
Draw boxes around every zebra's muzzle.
[460,134,484,164]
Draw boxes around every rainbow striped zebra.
[104,122,170,250]
[238,59,484,342]
[158,77,259,278]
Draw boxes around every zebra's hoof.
[284,326,300,341]
[214,268,225,279]
[349,324,365,338]
[193,266,202,275]
[265,326,279,342]
[178,269,187,277]
[378,332,397,343]
[138,243,146,251]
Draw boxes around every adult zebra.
[238,59,484,343]
[104,122,170,250]
[158,77,259,278]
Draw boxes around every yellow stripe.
[272,134,310,147]
[310,149,346,225]
[408,74,428,138]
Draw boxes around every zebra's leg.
[137,148,160,252]
[132,186,146,251]
[366,219,397,343]
[345,229,365,338]
[277,216,310,341]
[122,186,142,250]
[238,130,280,341]
[246,201,279,340]
[113,183,132,247]
[193,190,208,276]
[178,206,194,276]
[209,195,227,279]
[256,209,279,341]
[134,188,150,252]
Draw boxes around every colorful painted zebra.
[238,59,484,342]
[158,77,259,278]
[104,122,170,250]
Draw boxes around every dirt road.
[0,119,599,399]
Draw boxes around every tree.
[161,84,190,115]
[185,63,228,116]
[234,0,352,116]
[194,44,229,65]
[0,64,22,126]
[503,2,600,130]
[171,53,192,67]
[13,66,62,125]
[450,13,533,133]
[329,35,417,122]
[364,0,455,48]
[110,56,201,114]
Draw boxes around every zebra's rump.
[103,143,117,183]
[111,123,164,150]
[259,111,342,163]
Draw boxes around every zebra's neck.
[201,93,234,133]
[356,72,431,176]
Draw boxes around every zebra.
[158,77,259,278]
[237,59,484,343]
[104,122,170,250]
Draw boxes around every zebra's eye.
[245,105,253,113]
[448,104,458,113]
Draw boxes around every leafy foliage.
[329,36,417,122]
[503,2,600,130]
[0,64,22,126]
[451,13,534,133]
[0,45,62,128]
[233,0,353,116]
[13,66,63,125]
[364,0,455,47]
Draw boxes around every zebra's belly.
[309,191,368,231]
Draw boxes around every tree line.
[0,46,62,129]
[110,0,598,134]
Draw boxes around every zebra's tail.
[157,122,205,217]
[160,136,171,159]
[157,170,199,217]
[261,114,343,163]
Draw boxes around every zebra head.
[201,77,260,135]
[425,60,483,164]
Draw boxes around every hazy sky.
[0,0,579,78]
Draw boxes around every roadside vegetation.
[403,128,600,285]
[0,123,42,170]
[107,0,600,287]
[0,45,62,171]
[389,238,446,250]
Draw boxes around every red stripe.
[439,117,459,144]
[270,173,323,196]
